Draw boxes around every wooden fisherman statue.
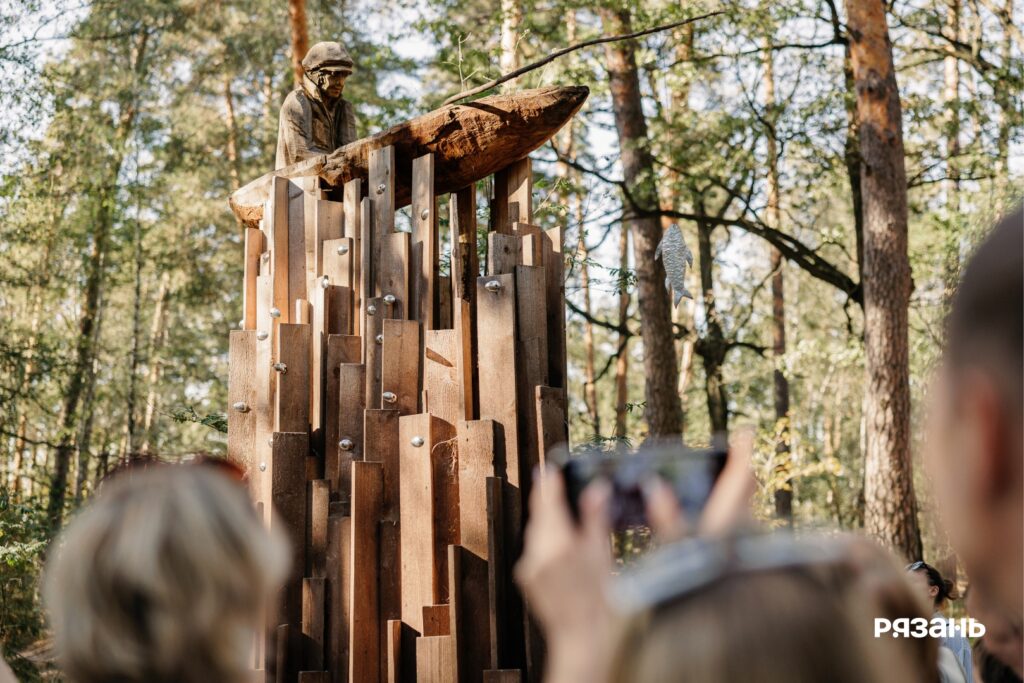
[275,41,359,169]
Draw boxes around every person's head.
[608,534,935,683]
[905,560,954,609]
[44,464,289,683]
[924,207,1023,626]
[966,583,1024,677]
[301,41,354,100]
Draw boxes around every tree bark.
[942,0,962,302]
[695,211,728,435]
[764,39,792,525]
[140,272,171,455]
[287,0,309,89]
[614,225,631,439]
[499,0,523,91]
[845,0,922,560]
[601,8,682,438]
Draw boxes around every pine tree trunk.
[287,0,309,89]
[499,0,523,91]
[695,211,728,435]
[614,224,630,439]
[140,272,171,455]
[601,7,683,438]
[845,0,922,560]
[942,0,961,302]
[764,40,792,524]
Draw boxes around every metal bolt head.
[376,183,386,195]
[261,252,270,262]
[367,304,377,315]
[273,362,287,373]
[269,307,281,318]
[384,294,396,305]
[336,243,349,255]
[376,334,384,344]
[238,319,245,329]
[232,401,249,413]
[321,275,330,289]
[259,462,267,472]
[411,436,425,448]
[339,438,354,452]
[256,330,269,341]
[382,391,397,404]
[420,209,429,220]
[485,279,502,292]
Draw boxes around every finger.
[700,427,757,536]
[579,479,612,543]
[644,477,690,542]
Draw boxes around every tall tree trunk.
[764,39,792,524]
[995,0,1013,179]
[601,7,683,438]
[614,225,630,439]
[120,216,145,462]
[75,300,105,504]
[223,73,242,194]
[499,0,523,90]
[287,0,309,89]
[845,0,922,560]
[140,272,171,455]
[695,209,728,435]
[843,49,865,282]
[942,0,962,302]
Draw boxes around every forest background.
[0,0,1020,678]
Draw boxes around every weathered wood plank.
[364,296,389,411]
[274,623,292,683]
[228,330,258,479]
[382,319,421,415]
[416,636,456,683]
[476,274,519,487]
[423,329,459,427]
[486,233,521,276]
[270,176,291,323]
[411,153,437,328]
[535,386,567,470]
[505,158,532,228]
[309,479,329,579]
[485,477,506,669]
[359,196,373,339]
[302,578,325,670]
[457,420,498,560]
[342,179,362,335]
[438,275,452,329]
[270,432,309,665]
[243,227,263,329]
[514,266,548,506]
[369,146,396,296]
[511,222,542,266]
[380,231,411,320]
[450,545,492,682]
[482,671,522,683]
[325,285,352,338]
[299,673,328,683]
[349,461,383,683]
[450,187,478,422]
[399,413,436,635]
[254,270,274,499]
[323,334,361,496]
[423,605,451,637]
[329,363,365,501]
[326,514,351,683]
[387,620,418,683]
[274,323,312,434]
[541,227,567,391]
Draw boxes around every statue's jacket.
[276,78,358,169]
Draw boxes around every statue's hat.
[302,42,354,74]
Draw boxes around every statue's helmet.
[302,42,354,75]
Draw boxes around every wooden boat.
[229,85,589,225]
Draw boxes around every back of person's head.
[975,639,1024,683]
[925,206,1023,634]
[907,560,955,608]
[608,534,935,683]
[44,463,288,683]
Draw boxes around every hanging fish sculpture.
[654,224,694,307]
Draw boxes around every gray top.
[275,77,358,169]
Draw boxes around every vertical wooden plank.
[324,237,354,292]
[274,323,312,434]
[365,408,402,679]
[422,605,451,636]
[329,363,365,501]
[302,578,325,670]
[535,386,568,469]
[299,673,328,683]
[387,620,418,683]
[309,479,329,578]
[364,296,387,411]
[416,636,456,683]
[491,168,509,235]
[369,146,396,296]
[270,432,308,670]
[323,334,361,499]
[382,319,421,415]
[228,330,258,478]
[254,270,274,499]
[326,514,352,683]
[476,274,520,488]
[450,545,493,682]
[450,187,478,422]
[274,623,291,683]
[360,196,373,335]
[487,233,521,276]
[287,178,308,309]
[270,176,291,323]
[315,198,344,278]
[485,478,506,669]
[514,266,548,507]
[483,672,522,683]
[511,222,542,266]
[457,420,498,560]
[380,231,411,320]
[541,227,567,392]
[505,158,532,227]
[243,227,263,329]
[349,461,383,683]
[399,413,436,635]
[411,153,437,328]
[325,285,353,338]
[423,330,460,428]
[438,275,453,329]
[294,299,311,324]
[343,179,362,335]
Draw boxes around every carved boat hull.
[229,85,589,224]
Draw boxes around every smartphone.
[561,437,728,531]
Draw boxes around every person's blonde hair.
[609,535,937,683]
[44,464,288,683]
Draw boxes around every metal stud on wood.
[484,279,502,292]
[256,330,269,341]
[383,391,397,404]
[411,435,424,447]
[270,307,282,318]
[339,438,354,451]
[232,401,250,413]
[273,362,287,373]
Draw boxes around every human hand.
[515,468,616,683]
